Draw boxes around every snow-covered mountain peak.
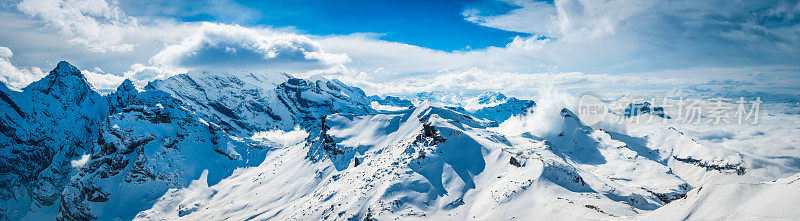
[273,76,372,120]
[16,61,107,113]
[117,78,138,93]
[143,71,372,136]
[476,91,508,104]
[23,61,96,94]
[415,101,495,128]
[21,61,102,108]
[52,61,84,78]
[559,108,586,127]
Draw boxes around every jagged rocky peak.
[51,61,84,78]
[560,108,585,124]
[116,78,138,94]
[624,102,670,119]
[14,60,108,113]
[107,79,140,113]
[553,108,590,134]
[560,108,577,118]
[23,61,98,100]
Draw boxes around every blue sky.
[245,0,530,51]
[0,0,798,96]
[121,0,530,51]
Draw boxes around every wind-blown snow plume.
[497,87,576,137]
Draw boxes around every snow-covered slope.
[642,127,747,185]
[639,172,800,220]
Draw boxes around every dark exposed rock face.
[624,102,670,119]
[306,115,369,171]
[509,157,522,167]
[318,116,344,156]
[416,124,446,145]
[673,156,746,175]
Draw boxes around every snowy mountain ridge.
[0,61,797,220]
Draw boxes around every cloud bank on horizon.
[0,0,798,96]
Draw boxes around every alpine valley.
[1,62,798,220]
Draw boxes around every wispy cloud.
[17,0,139,53]
[463,0,800,72]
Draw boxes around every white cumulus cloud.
[81,68,128,92]
[0,46,45,90]
[150,22,350,73]
[0,46,12,58]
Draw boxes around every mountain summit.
[52,61,84,78]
